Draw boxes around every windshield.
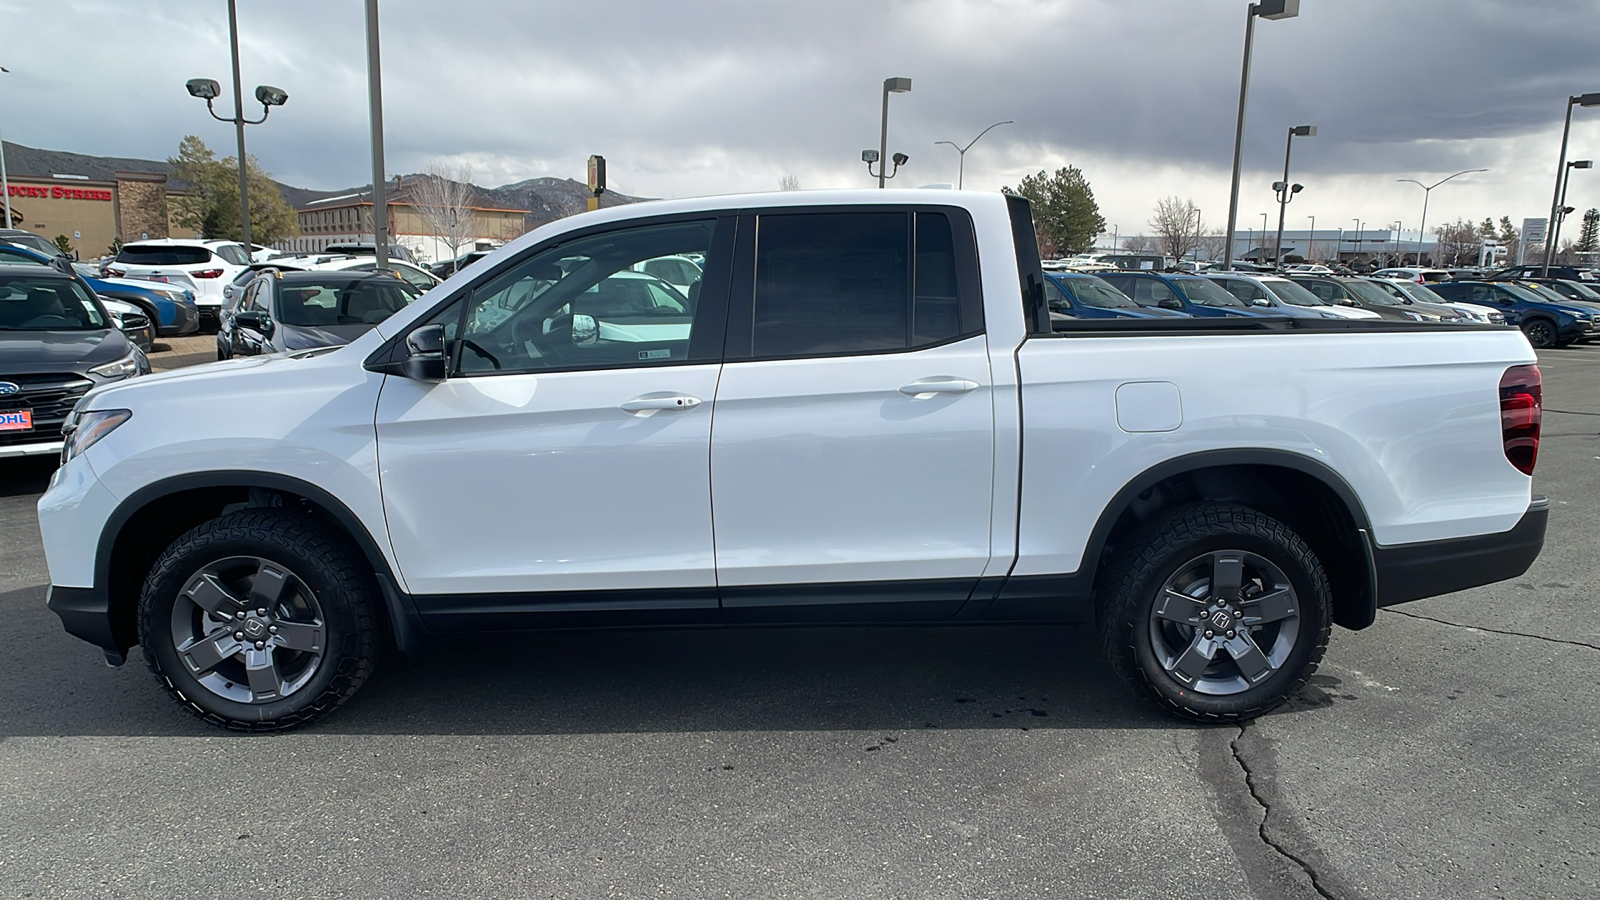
[0,276,109,330]
[1261,279,1329,307]
[2,232,65,256]
[1555,280,1600,300]
[1067,277,1138,309]
[1522,283,1578,305]
[1342,280,1404,306]
[0,248,51,266]
[1500,283,1555,304]
[1177,277,1248,307]
[1392,281,1446,304]
[276,278,420,327]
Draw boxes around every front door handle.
[619,393,703,415]
[899,377,980,398]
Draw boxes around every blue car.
[0,243,200,335]
[1429,280,1599,348]
[1096,271,1279,318]
[1044,271,1189,319]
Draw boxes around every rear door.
[709,208,995,619]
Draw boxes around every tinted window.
[215,244,251,266]
[1044,278,1070,310]
[0,276,108,330]
[0,247,50,266]
[1070,277,1138,309]
[751,211,971,358]
[1263,279,1329,307]
[117,245,213,265]
[276,278,418,327]
[1174,277,1248,308]
[451,220,715,375]
[1217,279,1267,303]
[1342,280,1403,305]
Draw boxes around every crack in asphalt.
[1382,607,1600,650]
[1230,724,1340,900]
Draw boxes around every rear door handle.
[898,377,980,398]
[620,393,703,415]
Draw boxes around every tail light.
[105,266,126,277]
[1499,365,1541,475]
[192,268,225,279]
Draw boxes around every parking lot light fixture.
[1223,0,1300,272]
[935,120,1013,190]
[1,64,11,229]
[1548,159,1593,265]
[1397,168,1486,266]
[1271,124,1315,269]
[1542,93,1600,276]
[874,77,912,188]
[183,0,287,252]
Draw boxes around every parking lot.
[1,340,1596,899]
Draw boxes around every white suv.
[107,239,251,326]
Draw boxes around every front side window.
[448,220,716,375]
[750,211,974,358]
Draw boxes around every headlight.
[60,409,131,465]
[1402,311,1425,321]
[89,352,143,380]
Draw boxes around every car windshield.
[1500,284,1553,304]
[1522,283,1577,304]
[1556,280,1600,300]
[0,249,50,266]
[1342,280,1404,306]
[275,278,420,327]
[1177,277,1249,307]
[2,232,65,256]
[1262,279,1329,306]
[1392,281,1446,304]
[1067,277,1138,309]
[0,276,108,330]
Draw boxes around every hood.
[279,322,376,350]
[0,327,129,376]
[1318,306,1381,319]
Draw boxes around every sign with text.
[1522,217,1548,245]
[6,184,112,201]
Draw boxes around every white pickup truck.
[38,190,1548,730]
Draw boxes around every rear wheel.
[1099,503,1331,722]
[139,509,378,731]
[1521,318,1557,349]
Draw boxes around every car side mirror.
[1252,297,1272,307]
[1159,298,1182,309]
[571,314,598,346]
[235,310,269,333]
[401,323,447,381]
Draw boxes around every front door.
[709,209,996,619]
[375,217,733,624]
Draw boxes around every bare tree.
[780,174,802,191]
[1121,234,1156,253]
[1432,218,1480,268]
[411,162,478,262]
[1148,196,1202,262]
[1195,227,1228,262]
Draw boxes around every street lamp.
[1306,214,1315,261]
[0,64,11,229]
[935,120,1012,190]
[184,0,288,252]
[1397,168,1485,266]
[1543,92,1600,275]
[1271,124,1315,268]
[867,77,912,188]
[1351,219,1363,267]
[1548,159,1593,266]
[1222,0,1300,272]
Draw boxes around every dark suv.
[1096,271,1276,318]
[0,264,150,459]
[219,270,421,359]
[1428,280,1598,348]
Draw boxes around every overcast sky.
[3,0,1599,240]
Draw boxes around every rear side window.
[750,211,978,358]
[214,244,251,266]
[116,245,211,265]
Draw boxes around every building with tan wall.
[283,186,529,264]
[3,171,196,258]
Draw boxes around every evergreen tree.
[1003,166,1106,256]
[1578,209,1600,254]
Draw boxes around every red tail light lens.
[192,268,225,279]
[1499,364,1541,475]
[105,266,126,277]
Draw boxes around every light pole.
[0,64,11,229]
[364,0,388,268]
[1352,218,1363,266]
[1397,168,1485,267]
[873,77,911,188]
[934,120,1012,189]
[1222,0,1301,272]
[1543,92,1600,276]
[1306,214,1315,261]
[184,0,287,252]
[1548,159,1593,266]
[1271,124,1315,268]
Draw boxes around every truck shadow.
[2,583,1200,736]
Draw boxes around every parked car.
[321,242,418,265]
[0,228,67,258]
[1488,264,1596,282]
[310,256,442,292]
[1498,277,1600,306]
[1206,272,1380,319]
[429,249,493,278]
[0,241,201,335]
[1509,282,1600,339]
[1288,275,1466,322]
[1096,271,1279,318]
[38,189,1548,733]
[0,263,149,459]
[1427,280,1599,348]
[1372,267,1453,284]
[98,296,155,352]
[1283,264,1334,274]
[218,270,422,359]
[1044,272,1189,320]
[106,239,251,328]
[1365,278,1505,324]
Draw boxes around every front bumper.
[1373,496,1548,608]
[161,301,201,336]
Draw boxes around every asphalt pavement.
[1,340,1596,899]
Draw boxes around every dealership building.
[3,159,197,258]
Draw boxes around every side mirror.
[235,310,269,333]
[571,313,598,346]
[1252,297,1272,307]
[1160,298,1183,310]
[401,323,447,381]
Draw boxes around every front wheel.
[1521,318,1557,349]
[1098,503,1331,722]
[139,509,379,731]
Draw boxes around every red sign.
[5,184,112,201]
[0,410,33,432]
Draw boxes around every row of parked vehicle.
[1040,263,1600,348]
